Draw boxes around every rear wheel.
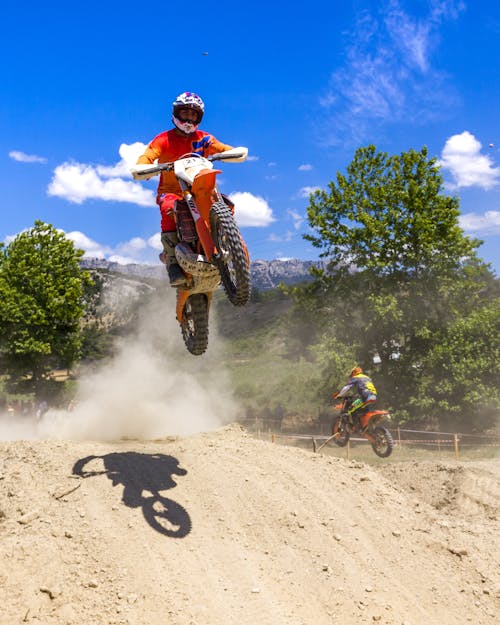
[180,294,209,356]
[331,415,350,447]
[371,426,393,458]
[210,201,250,306]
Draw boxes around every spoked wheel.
[210,201,250,306]
[331,415,350,447]
[180,294,209,356]
[371,425,394,458]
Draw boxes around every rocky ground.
[0,424,499,625]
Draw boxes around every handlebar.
[130,147,248,181]
[130,162,174,180]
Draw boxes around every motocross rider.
[333,366,378,429]
[136,92,234,286]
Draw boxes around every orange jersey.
[137,128,233,197]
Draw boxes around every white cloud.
[298,186,322,198]
[107,254,153,265]
[287,209,304,230]
[246,155,259,162]
[298,164,313,171]
[65,230,111,258]
[48,161,154,206]
[9,150,47,164]
[439,131,500,190]
[96,142,147,178]
[147,232,162,251]
[268,231,294,243]
[5,225,159,266]
[47,142,154,206]
[229,192,275,227]
[64,229,161,264]
[115,237,148,256]
[320,1,463,144]
[459,211,500,235]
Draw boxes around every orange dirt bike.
[332,395,394,458]
[131,148,251,356]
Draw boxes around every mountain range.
[80,257,326,290]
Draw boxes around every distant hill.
[80,257,326,290]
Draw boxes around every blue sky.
[2,0,500,274]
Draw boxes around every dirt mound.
[0,425,499,625]
[378,460,500,518]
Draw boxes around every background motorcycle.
[131,148,250,356]
[332,395,394,458]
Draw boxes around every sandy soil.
[0,424,498,625]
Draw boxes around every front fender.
[192,169,221,217]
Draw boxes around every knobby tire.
[371,425,394,458]
[180,293,209,356]
[210,201,250,306]
[332,416,350,447]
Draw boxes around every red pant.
[158,193,181,232]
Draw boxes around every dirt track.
[0,424,499,625]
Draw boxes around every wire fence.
[250,425,500,462]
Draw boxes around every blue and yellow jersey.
[339,374,377,401]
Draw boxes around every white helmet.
[172,92,205,135]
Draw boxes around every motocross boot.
[160,231,186,286]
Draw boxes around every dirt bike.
[131,148,251,356]
[331,395,394,458]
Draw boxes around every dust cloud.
[2,287,241,442]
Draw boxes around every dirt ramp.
[378,460,500,517]
[0,426,499,625]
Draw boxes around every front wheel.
[180,294,209,356]
[331,415,350,447]
[210,201,250,306]
[371,425,393,458]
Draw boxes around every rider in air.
[333,366,378,430]
[136,92,235,286]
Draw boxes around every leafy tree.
[305,145,481,275]
[410,297,500,430]
[0,221,91,397]
[300,145,498,426]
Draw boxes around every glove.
[333,392,339,399]
[130,164,159,180]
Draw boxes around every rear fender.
[176,289,213,323]
[360,410,389,429]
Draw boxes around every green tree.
[301,145,498,426]
[0,221,91,397]
[410,297,500,429]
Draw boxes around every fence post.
[397,427,401,447]
[454,433,459,461]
